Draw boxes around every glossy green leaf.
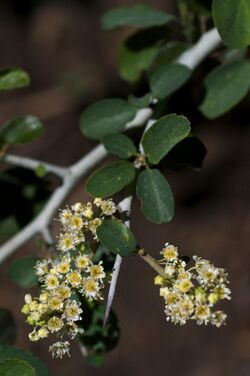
[136,169,174,224]
[142,114,191,164]
[0,68,30,91]
[149,63,191,100]
[102,133,136,159]
[97,219,137,256]
[0,116,44,145]
[7,257,39,288]
[0,359,35,376]
[0,309,16,345]
[0,345,51,376]
[199,60,250,118]
[212,0,250,48]
[101,4,174,29]
[80,99,136,140]
[86,161,135,198]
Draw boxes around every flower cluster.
[22,198,117,358]
[57,198,116,251]
[154,243,231,327]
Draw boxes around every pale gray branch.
[4,154,68,178]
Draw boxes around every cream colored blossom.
[67,271,82,287]
[75,254,89,269]
[155,242,231,327]
[88,262,106,281]
[45,274,59,290]
[48,296,63,311]
[83,278,100,300]
[64,301,82,322]
[48,316,63,332]
[161,243,178,262]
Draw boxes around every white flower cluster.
[22,198,117,358]
[154,243,231,327]
[57,198,116,250]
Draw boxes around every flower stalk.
[138,248,166,278]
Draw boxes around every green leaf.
[142,114,191,164]
[0,345,51,376]
[136,169,174,224]
[0,68,30,91]
[86,161,135,198]
[0,309,16,345]
[79,99,136,140]
[212,0,250,48]
[79,300,120,357]
[118,27,166,83]
[7,257,39,288]
[150,42,189,71]
[101,4,174,29]
[96,219,137,256]
[0,359,35,376]
[221,47,247,63]
[128,93,152,108]
[149,63,191,100]
[199,60,250,119]
[119,41,158,83]
[0,116,44,145]
[102,133,136,159]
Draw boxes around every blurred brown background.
[0,1,250,375]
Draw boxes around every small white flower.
[49,341,70,359]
